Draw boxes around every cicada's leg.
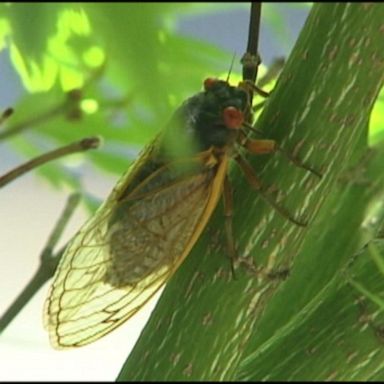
[241,137,277,155]
[253,100,267,113]
[234,153,307,227]
[239,80,271,100]
[251,83,270,98]
[241,55,284,111]
[250,58,286,111]
[241,129,323,179]
[223,175,264,279]
[224,171,291,279]
[275,144,323,179]
[257,57,285,88]
[223,174,237,278]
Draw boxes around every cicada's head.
[182,78,251,150]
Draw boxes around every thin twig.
[0,193,81,334]
[246,4,261,60]
[241,3,262,85]
[241,3,263,112]
[0,108,14,126]
[41,193,81,262]
[0,104,65,141]
[0,136,102,188]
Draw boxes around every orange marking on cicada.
[243,138,276,155]
[223,106,244,129]
[203,77,218,91]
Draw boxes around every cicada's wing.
[44,144,228,348]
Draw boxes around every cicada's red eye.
[203,78,218,91]
[223,106,244,129]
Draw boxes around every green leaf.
[6,3,62,61]
[6,3,93,92]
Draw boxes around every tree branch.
[0,136,101,188]
[0,193,81,333]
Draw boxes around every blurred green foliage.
[0,3,237,201]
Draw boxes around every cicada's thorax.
[105,80,249,287]
[178,78,250,153]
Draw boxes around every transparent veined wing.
[44,144,229,348]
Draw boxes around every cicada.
[44,77,281,348]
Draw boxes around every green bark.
[117,4,384,381]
